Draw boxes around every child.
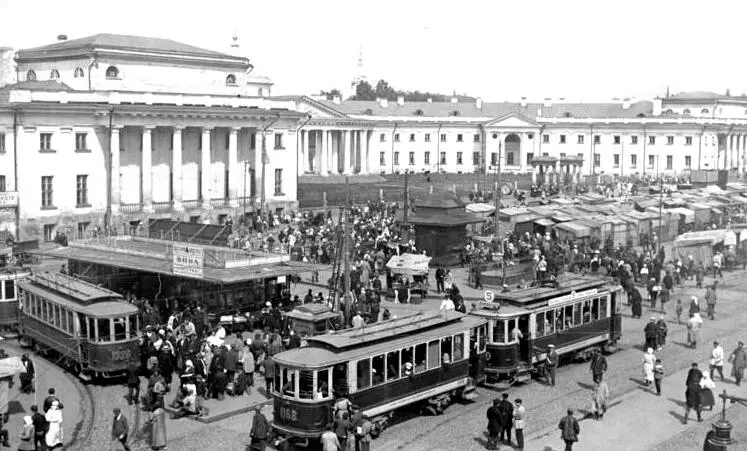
[695,263,705,289]
[653,359,665,396]
[675,298,683,324]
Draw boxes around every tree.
[319,88,342,100]
[354,81,376,100]
[375,80,396,100]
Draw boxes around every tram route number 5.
[484,290,495,303]
[112,349,132,361]
[279,406,298,423]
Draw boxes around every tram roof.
[41,245,319,284]
[469,303,531,318]
[19,283,137,317]
[22,272,123,304]
[493,276,610,307]
[273,314,486,368]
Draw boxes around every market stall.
[554,221,591,243]
[385,253,433,301]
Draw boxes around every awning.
[555,221,591,238]
[710,207,724,215]
[668,207,696,224]
[534,218,555,227]
[386,253,432,276]
[466,203,496,214]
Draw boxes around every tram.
[0,268,31,337]
[18,272,140,381]
[270,311,488,443]
[470,275,625,385]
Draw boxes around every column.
[314,131,321,173]
[332,131,340,173]
[343,130,352,174]
[142,126,154,210]
[531,165,537,185]
[228,127,239,206]
[555,161,561,185]
[363,130,370,174]
[350,131,357,173]
[201,127,212,208]
[110,126,121,211]
[254,129,262,201]
[172,127,183,210]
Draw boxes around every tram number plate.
[279,406,298,423]
[112,349,132,361]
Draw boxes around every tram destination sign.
[173,245,204,277]
[0,191,18,208]
[547,288,598,307]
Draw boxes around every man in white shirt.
[440,296,455,313]
[352,312,365,329]
[710,340,725,381]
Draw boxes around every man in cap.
[710,341,725,381]
[656,315,668,350]
[111,407,131,451]
[545,344,559,386]
[644,317,659,351]
[486,398,503,449]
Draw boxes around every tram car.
[0,268,31,337]
[18,272,140,381]
[470,275,625,385]
[270,311,488,444]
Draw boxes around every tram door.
[610,290,624,340]
[518,315,531,362]
[469,324,487,383]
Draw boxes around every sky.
[2,0,747,101]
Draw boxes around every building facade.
[0,34,303,241]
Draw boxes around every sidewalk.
[527,358,746,451]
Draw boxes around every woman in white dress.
[642,348,656,386]
[45,400,63,449]
[699,372,716,410]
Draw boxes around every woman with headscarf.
[591,380,610,420]
[17,415,35,451]
[44,401,63,449]
[699,372,716,411]
[147,402,167,450]
[642,348,656,386]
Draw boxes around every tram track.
[66,378,96,450]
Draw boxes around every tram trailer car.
[270,312,488,444]
[18,272,141,380]
[470,276,625,385]
[0,270,31,337]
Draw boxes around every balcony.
[182,200,201,209]
[120,203,143,213]
[210,198,230,208]
[152,201,173,213]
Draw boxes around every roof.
[469,303,530,318]
[284,304,340,322]
[414,192,464,209]
[17,34,243,62]
[493,276,608,307]
[408,213,483,226]
[19,281,136,317]
[24,272,122,304]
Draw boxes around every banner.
[172,245,204,277]
[0,192,18,208]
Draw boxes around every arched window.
[49,69,60,79]
[105,66,119,78]
[701,108,709,114]
[26,70,36,81]
[563,112,573,118]
[637,113,646,118]
[74,67,84,78]
[683,108,691,115]
[665,109,673,114]
[225,74,236,85]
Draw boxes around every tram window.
[401,347,413,375]
[357,359,371,390]
[53,306,60,328]
[4,279,14,300]
[564,305,573,329]
[79,314,88,338]
[274,364,281,394]
[493,319,506,343]
[414,343,427,373]
[299,370,314,400]
[332,363,348,396]
[592,298,600,320]
[545,311,554,334]
[89,318,95,339]
[442,336,452,364]
[600,297,609,318]
[453,333,464,361]
[39,300,46,322]
[372,354,385,386]
[386,351,400,381]
[316,369,330,400]
[573,303,582,326]
[478,325,487,352]
[113,317,127,341]
[583,300,591,324]
[427,340,440,369]
[129,315,138,339]
[98,318,111,342]
[67,311,74,334]
[60,308,67,332]
[282,368,296,397]
[536,314,545,337]
[555,309,564,332]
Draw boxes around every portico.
[530,156,583,185]
[299,126,372,176]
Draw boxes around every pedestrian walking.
[699,372,716,411]
[683,362,703,424]
[19,354,35,394]
[146,404,167,450]
[321,423,341,451]
[486,399,503,450]
[44,401,63,450]
[30,405,47,451]
[686,313,703,348]
[111,407,130,451]
[656,316,668,349]
[17,415,35,451]
[653,359,665,396]
[545,344,559,386]
[558,408,580,451]
[728,341,747,386]
[497,393,513,446]
[675,298,683,324]
[262,356,275,398]
[127,360,141,405]
[642,348,656,386]
[250,405,270,451]
[644,317,658,351]
[589,350,607,383]
[705,283,718,320]
[710,341,725,381]
[513,399,526,451]
[591,380,609,420]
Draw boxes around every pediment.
[485,113,540,128]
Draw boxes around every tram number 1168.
[111,349,132,361]
[279,406,298,423]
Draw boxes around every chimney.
[397,95,405,106]
[520,97,527,107]
[332,95,341,105]
[427,98,433,104]
[475,97,483,109]
[57,34,68,41]
[451,97,458,104]
[543,98,552,108]
[379,98,388,108]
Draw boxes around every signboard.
[172,245,204,277]
[484,290,495,302]
[0,192,18,208]
[547,288,598,307]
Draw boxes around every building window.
[379,133,386,142]
[49,69,60,79]
[577,135,585,144]
[613,154,620,167]
[456,152,463,165]
[440,152,446,165]
[76,175,88,206]
[542,134,549,144]
[506,152,515,166]
[631,135,638,145]
[26,70,36,81]
[559,135,566,144]
[649,136,656,145]
[631,154,637,167]
[274,133,284,149]
[274,169,283,195]
[683,108,691,115]
[526,153,534,165]
[0,133,4,152]
[473,134,480,143]
[77,222,89,239]
[685,136,693,146]
[105,66,119,78]
[43,225,55,242]
[666,155,673,170]
[440,134,447,142]
[456,134,463,142]
[40,133,52,151]
[701,108,709,114]
[648,155,655,168]
[0,175,5,192]
[473,152,480,165]
[75,133,87,151]
[685,156,692,168]
[614,135,621,145]
[424,134,431,142]
[258,88,264,97]
[424,152,430,164]
[394,133,400,142]
[379,152,385,165]
[488,153,496,166]
[667,136,674,145]
[394,152,399,165]
[593,153,600,167]
[224,134,230,150]
[409,133,415,142]
[226,74,237,85]
[409,151,415,165]
[594,135,601,144]
[41,176,54,208]
[74,67,84,78]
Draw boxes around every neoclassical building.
[0,34,304,240]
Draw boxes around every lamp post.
[657,155,663,246]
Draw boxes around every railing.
[210,198,230,207]
[152,201,173,213]
[120,203,143,213]
[182,200,201,209]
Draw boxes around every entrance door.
[469,325,487,382]
[518,315,530,362]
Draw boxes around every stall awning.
[466,203,496,214]
[534,218,555,227]
[555,221,591,238]
[386,253,432,276]
[668,207,696,224]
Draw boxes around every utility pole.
[403,170,409,241]
[343,176,352,325]
[242,160,247,222]
[658,155,663,245]
[259,115,280,229]
[495,142,505,283]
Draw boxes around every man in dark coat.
[656,316,668,349]
[558,408,580,451]
[497,392,514,445]
[589,351,607,383]
[262,357,275,398]
[684,362,703,424]
[42,388,63,413]
[224,345,239,382]
[644,317,659,351]
[126,360,141,405]
[435,267,445,293]
[546,344,559,386]
[629,288,643,318]
[30,405,47,451]
[486,399,503,450]
[19,354,35,394]
[250,405,269,451]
